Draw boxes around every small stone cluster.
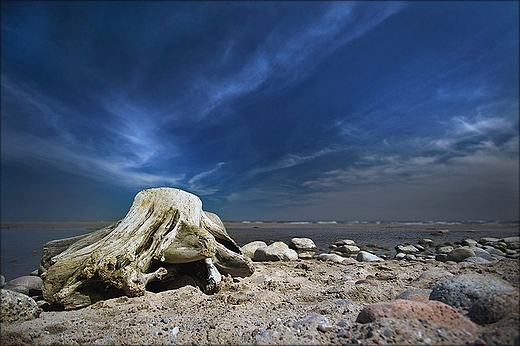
[393,235,520,263]
[242,235,520,264]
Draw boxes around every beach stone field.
[1,233,519,345]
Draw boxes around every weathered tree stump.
[40,188,254,310]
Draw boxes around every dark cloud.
[1,1,518,221]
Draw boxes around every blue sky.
[1,1,518,222]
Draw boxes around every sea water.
[1,222,518,282]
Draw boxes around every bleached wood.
[41,187,254,309]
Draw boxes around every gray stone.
[404,254,417,261]
[293,313,333,333]
[436,245,454,254]
[242,241,268,259]
[431,229,450,236]
[289,238,317,252]
[483,246,506,257]
[356,251,383,262]
[429,273,515,310]
[394,288,432,302]
[468,247,494,261]
[395,244,419,254]
[4,275,43,293]
[413,269,454,289]
[414,244,425,251]
[435,254,448,262]
[333,239,356,246]
[479,237,500,244]
[446,248,476,262]
[297,251,315,259]
[468,290,519,324]
[317,253,347,263]
[461,238,478,247]
[501,236,520,250]
[335,244,361,254]
[419,238,434,247]
[462,256,491,264]
[1,289,41,323]
[0,275,5,288]
[253,242,298,261]
[394,252,406,260]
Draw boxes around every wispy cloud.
[165,2,405,122]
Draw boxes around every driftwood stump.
[40,188,254,310]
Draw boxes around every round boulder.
[289,238,317,252]
[1,289,41,323]
[253,242,298,262]
[242,241,268,259]
[446,248,476,262]
[429,273,515,310]
[4,275,43,293]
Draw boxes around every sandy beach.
[1,258,518,345]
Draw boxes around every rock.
[4,276,43,295]
[414,244,425,251]
[356,251,383,262]
[317,253,347,263]
[297,251,315,259]
[419,238,434,247]
[394,253,406,260]
[333,239,356,246]
[431,229,450,236]
[468,247,494,261]
[333,245,361,255]
[1,289,41,324]
[242,241,268,259]
[484,246,506,257]
[479,237,500,244]
[356,299,477,335]
[461,256,491,264]
[289,238,317,252]
[461,238,478,247]
[501,236,520,250]
[293,313,333,333]
[0,275,5,288]
[429,273,516,310]
[468,290,519,324]
[395,244,419,254]
[435,254,448,262]
[413,269,454,289]
[253,242,298,261]
[436,245,454,254]
[394,288,432,302]
[446,248,476,262]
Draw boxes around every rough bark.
[41,188,254,310]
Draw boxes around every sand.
[1,257,518,345]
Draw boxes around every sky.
[1,1,518,222]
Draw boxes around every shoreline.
[2,220,518,230]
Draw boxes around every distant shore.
[2,220,518,230]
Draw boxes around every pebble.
[394,288,432,302]
[162,317,170,324]
[171,326,179,336]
